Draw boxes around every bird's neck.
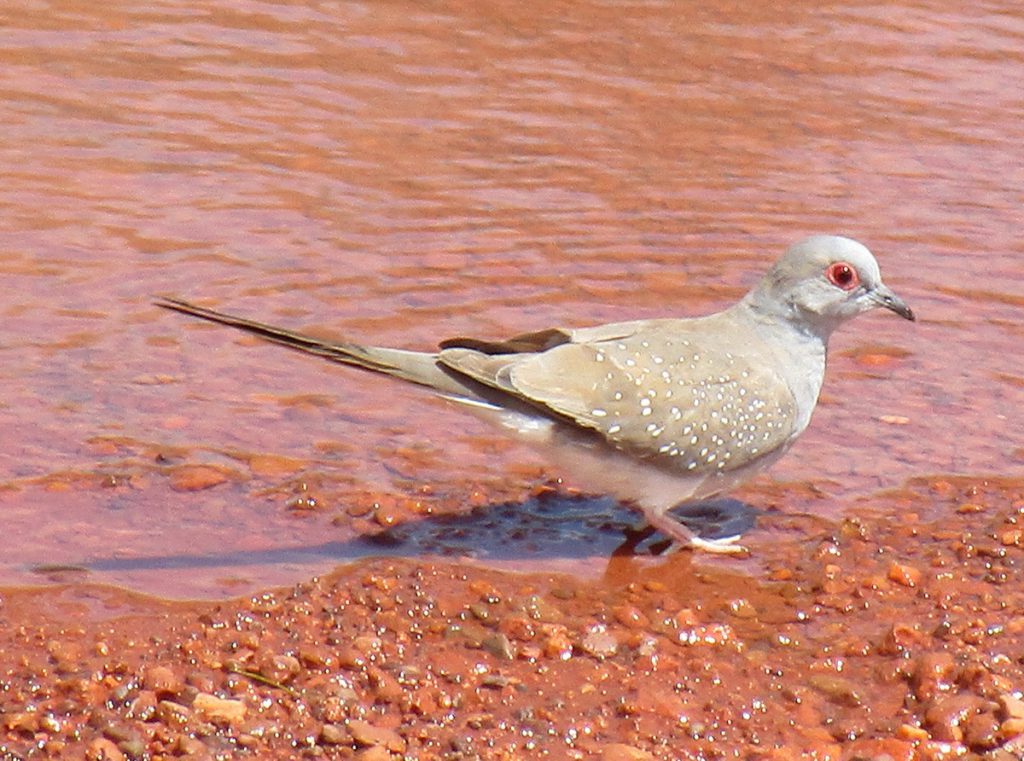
[728,298,828,433]
[739,288,838,344]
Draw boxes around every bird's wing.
[438,324,798,471]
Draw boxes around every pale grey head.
[742,235,915,339]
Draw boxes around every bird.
[157,235,914,554]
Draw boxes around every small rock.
[480,673,512,689]
[356,747,393,761]
[374,499,402,527]
[299,646,335,669]
[601,743,655,760]
[878,623,929,656]
[367,668,403,703]
[192,693,246,725]
[248,454,304,477]
[131,373,179,386]
[518,594,564,622]
[168,465,231,491]
[142,665,182,695]
[879,414,911,425]
[963,711,1001,751]
[117,739,146,758]
[887,561,923,587]
[258,653,301,684]
[482,632,516,661]
[808,674,862,707]
[4,712,39,733]
[46,640,84,671]
[896,724,929,741]
[924,694,985,742]
[1000,717,1024,741]
[727,598,758,619]
[579,624,618,659]
[155,700,191,727]
[999,693,1024,721]
[320,723,347,745]
[1000,528,1023,546]
[176,736,208,756]
[611,605,649,629]
[910,652,956,701]
[673,623,737,648]
[127,691,157,721]
[86,738,125,761]
[337,647,366,669]
[101,722,135,743]
[352,635,383,655]
[348,720,406,752]
[541,625,573,661]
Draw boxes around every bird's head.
[746,235,915,338]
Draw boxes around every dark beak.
[871,285,916,321]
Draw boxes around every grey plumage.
[157,235,914,553]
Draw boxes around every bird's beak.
[871,285,916,321]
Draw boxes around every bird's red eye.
[826,262,859,290]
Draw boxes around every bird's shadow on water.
[40,495,759,578]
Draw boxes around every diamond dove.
[158,235,914,553]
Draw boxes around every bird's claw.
[687,534,749,556]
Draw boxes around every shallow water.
[0,0,1022,597]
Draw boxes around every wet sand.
[1,0,1023,757]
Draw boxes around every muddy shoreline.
[3,476,1023,759]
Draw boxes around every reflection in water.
[0,0,1022,596]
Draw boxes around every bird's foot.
[686,533,749,556]
[638,508,750,556]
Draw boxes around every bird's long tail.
[155,297,480,399]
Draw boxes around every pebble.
[888,561,923,587]
[727,598,758,619]
[612,605,649,628]
[86,738,125,761]
[924,694,985,742]
[176,736,208,756]
[542,625,573,660]
[482,632,516,661]
[579,624,618,659]
[1000,694,1024,721]
[600,743,655,760]
[1000,717,1024,741]
[192,693,246,725]
[155,700,191,727]
[142,665,182,695]
[356,747,393,761]
[910,652,955,701]
[963,710,1001,750]
[4,712,38,733]
[348,720,406,752]
[374,498,402,527]
[320,723,347,745]
[808,674,863,707]
[258,653,301,684]
[127,691,157,721]
[673,623,737,648]
[168,465,231,491]
[896,724,929,741]
[248,454,304,477]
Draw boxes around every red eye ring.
[826,261,859,291]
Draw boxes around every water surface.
[0,0,1021,597]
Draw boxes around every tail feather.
[155,297,479,399]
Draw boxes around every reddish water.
[1,0,1022,598]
